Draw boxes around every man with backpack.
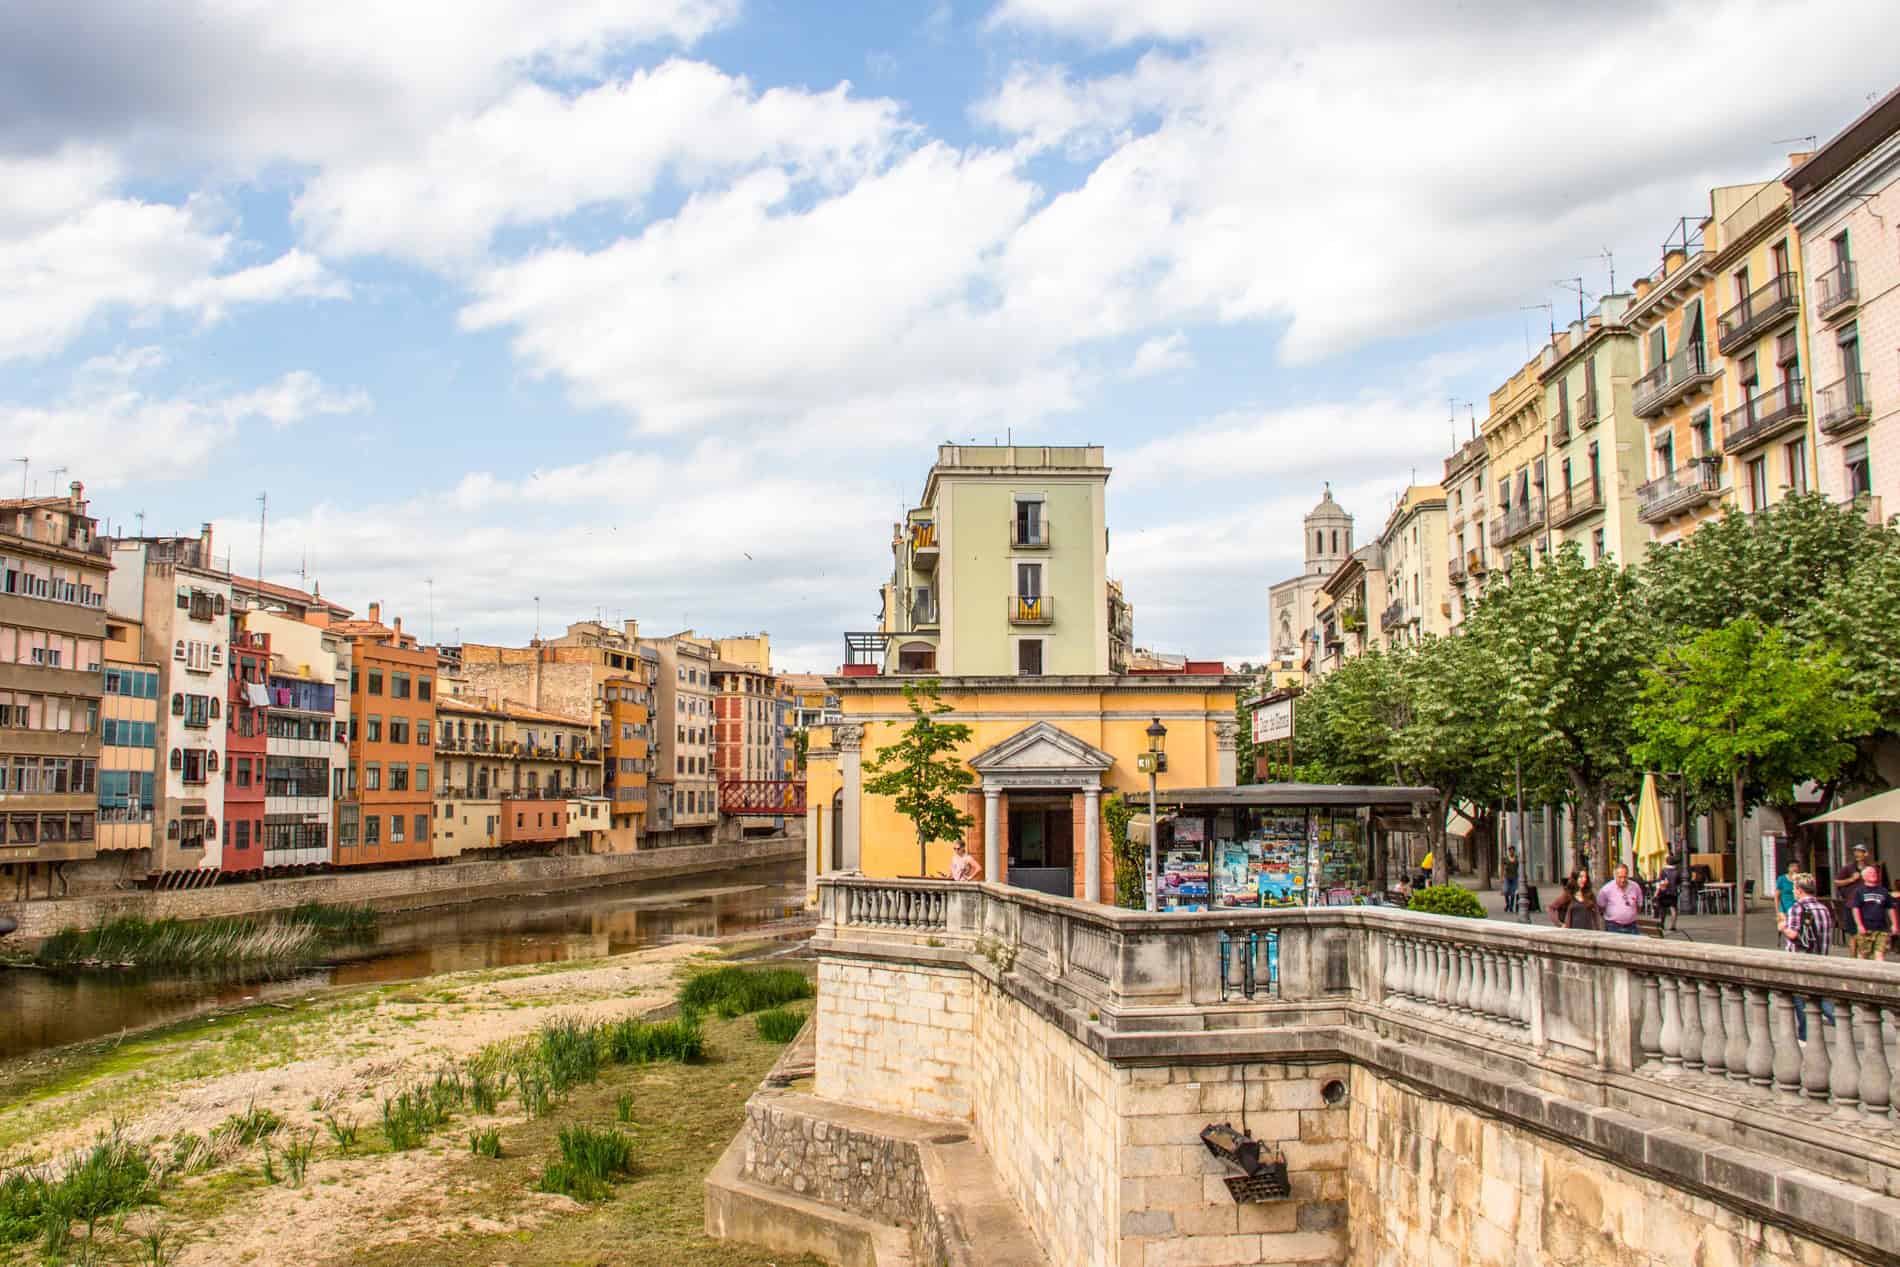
[1779,873,1835,1042]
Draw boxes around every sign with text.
[1251,699,1293,745]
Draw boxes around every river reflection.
[0,859,808,1063]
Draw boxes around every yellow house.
[1374,484,1447,646]
[1540,296,1648,565]
[1482,350,1554,572]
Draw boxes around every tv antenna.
[13,458,26,498]
[1600,247,1615,293]
[1518,302,1554,354]
[255,492,267,585]
[1554,278,1588,325]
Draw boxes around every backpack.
[1790,902,1824,955]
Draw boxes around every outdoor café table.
[1702,882,1734,915]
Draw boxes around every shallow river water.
[0,858,808,1063]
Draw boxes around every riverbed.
[0,858,807,1062]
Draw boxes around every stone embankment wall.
[1345,1068,1861,1267]
[0,837,803,939]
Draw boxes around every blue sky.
[3,0,1896,669]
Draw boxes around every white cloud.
[1126,331,1191,378]
[295,61,905,267]
[0,363,370,487]
[460,144,1062,434]
[0,148,347,361]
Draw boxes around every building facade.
[222,626,270,874]
[1789,86,1900,520]
[1483,351,1554,570]
[641,632,717,843]
[0,485,108,896]
[233,597,349,872]
[713,659,791,831]
[1269,487,1353,677]
[1541,298,1649,565]
[98,616,158,863]
[1311,543,1384,676]
[1442,436,1489,628]
[1375,485,1448,646]
[332,603,436,867]
[876,445,1113,678]
[434,693,602,854]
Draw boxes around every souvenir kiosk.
[1145,784,1437,912]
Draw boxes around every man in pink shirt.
[1597,864,1645,934]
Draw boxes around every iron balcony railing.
[1813,260,1858,321]
[910,599,939,628]
[1715,272,1798,353]
[1548,480,1604,528]
[1488,496,1546,546]
[908,520,937,550]
[1637,458,1722,523]
[1633,342,1714,417]
[1010,519,1050,548]
[1379,601,1406,633]
[1009,595,1053,625]
[1722,377,1807,451]
[1578,385,1600,429]
[1817,373,1872,436]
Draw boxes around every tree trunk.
[918,822,928,878]
[1431,798,1450,887]
[1732,770,1747,948]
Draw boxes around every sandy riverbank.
[0,943,826,1267]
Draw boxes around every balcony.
[1550,412,1571,446]
[1548,480,1604,528]
[1488,496,1546,547]
[1715,273,1798,354]
[1813,261,1858,323]
[1466,548,1487,577]
[1817,374,1871,437]
[1577,388,1600,430]
[1008,595,1053,625]
[1010,519,1050,549]
[1722,377,1807,451]
[910,598,940,629]
[1379,601,1405,633]
[909,519,939,568]
[1447,554,1467,585]
[1637,458,1723,524]
[1633,342,1716,417]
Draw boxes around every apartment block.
[0,484,108,896]
[434,694,603,855]
[641,632,717,843]
[99,616,158,860]
[1790,85,1900,520]
[1375,485,1448,647]
[1540,297,1648,565]
[713,658,791,830]
[1442,436,1488,628]
[1483,352,1554,569]
[871,444,1113,678]
[331,603,435,866]
[222,626,270,874]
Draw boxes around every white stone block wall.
[815,959,977,1123]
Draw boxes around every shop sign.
[1252,699,1293,744]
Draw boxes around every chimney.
[623,618,639,643]
[393,615,403,640]
[1664,248,1686,274]
[1633,276,1652,300]
[69,481,84,509]
[201,522,214,556]
[368,601,381,625]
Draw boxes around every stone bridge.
[708,878,1900,1266]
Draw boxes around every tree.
[1471,544,1652,873]
[1633,618,1874,946]
[792,728,811,771]
[1103,793,1142,909]
[861,679,975,876]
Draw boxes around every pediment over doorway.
[968,720,1114,781]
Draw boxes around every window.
[1786,438,1809,495]
[389,718,409,745]
[1691,410,1713,458]
[1838,323,1862,384]
[350,668,360,693]
[1591,528,1605,562]
[1016,561,1042,600]
[414,814,428,842]
[417,764,429,791]
[367,715,382,743]
[1655,434,1675,475]
[235,758,251,788]
[367,670,383,696]
[391,672,411,699]
[233,820,250,852]
[390,763,409,792]
[365,815,381,846]
[417,719,431,745]
[171,692,184,716]
[1771,239,1790,278]
[1017,639,1043,675]
[418,677,432,702]
[348,763,359,793]
[1845,439,1872,498]
[365,763,382,791]
[1747,457,1768,512]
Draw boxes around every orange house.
[333,603,436,866]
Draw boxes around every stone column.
[1215,719,1238,787]
[1083,784,1102,904]
[836,725,863,871]
[983,783,1001,881]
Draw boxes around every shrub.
[536,1126,635,1202]
[468,1128,501,1159]
[467,1067,501,1114]
[753,1008,806,1044]
[536,1018,602,1092]
[1408,884,1486,920]
[677,966,813,1018]
[380,1084,450,1151]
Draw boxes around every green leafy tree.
[1812,536,1900,732]
[861,679,975,876]
[1644,493,1877,635]
[791,728,811,771]
[1103,794,1142,909]
[1633,618,1874,945]
[1470,544,1651,870]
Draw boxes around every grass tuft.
[468,1127,501,1159]
[0,1128,157,1254]
[677,966,813,1019]
[753,1008,806,1044]
[535,1126,634,1203]
[32,903,375,971]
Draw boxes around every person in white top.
[948,840,982,882]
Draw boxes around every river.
[0,858,808,1063]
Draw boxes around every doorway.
[1007,795,1074,896]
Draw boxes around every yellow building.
[98,616,158,859]
[1374,485,1447,646]
[714,633,772,675]
[873,444,1112,677]
[1482,350,1554,571]
[1442,435,1489,628]
[1540,297,1648,565]
[433,694,604,857]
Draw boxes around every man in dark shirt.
[1836,844,1890,895]
[1848,866,1897,960]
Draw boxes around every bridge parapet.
[814,876,1900,1265]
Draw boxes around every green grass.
[468,1128,501,1160]
[30,903,376,970]
[535,1126,635,1203]
[677,967,814,1019]
[0,1128,158,1256]
[752,1008,806,1044]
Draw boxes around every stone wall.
[0,836,801,938]
[816,957,976,1123]
[1345,1067,1867,1267]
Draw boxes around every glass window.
[367,670,383,696]
[418,677,432,702]
[391,672,411,699]
[1786,438,1809,495]
[365,763,381,791]
[365,815,381,845]
[1845,439,1872,498]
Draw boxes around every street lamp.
[1144,717,1168,912]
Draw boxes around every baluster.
[1659,976,1684,1070]
[1888,1007,1900,1126]
[1454,947,1473,1014]
[1383,936,1402,999]
[1434,942,1451,1009]
[1678,977,1704,1070]
[1401,939,1419,1001]
[1483,951,1504,1024]
[1508,955,1528,1029]
[1473,950,1493,1020]
[1699,983,1726,1077]
[1855,1004,1891,1123]
[1830,998,1861,1120]
[1801,996,1832,1103]
[1466,948,1483,1016]
[1638,975,1663,1069]
[1722,984,1748,1083]
[1743,987,1773,1088]
[1770,991,1802,1097]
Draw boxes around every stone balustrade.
[816,875,1900,1260]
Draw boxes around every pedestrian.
[1836,844,1890,896]
[1848,865,1897,961]
[947,840,983,882]
[1549,869,1602,931]
[1653,852,1683,929]
[1597,864,1644,935]
[1501,847,1520,914]
[1779,873,1836,1042]
[1775,860,1799,918]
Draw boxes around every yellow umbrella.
[1633,773,1667,876]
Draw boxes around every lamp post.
[1145,717,1168,912]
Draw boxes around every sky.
[3,1,1896,672]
